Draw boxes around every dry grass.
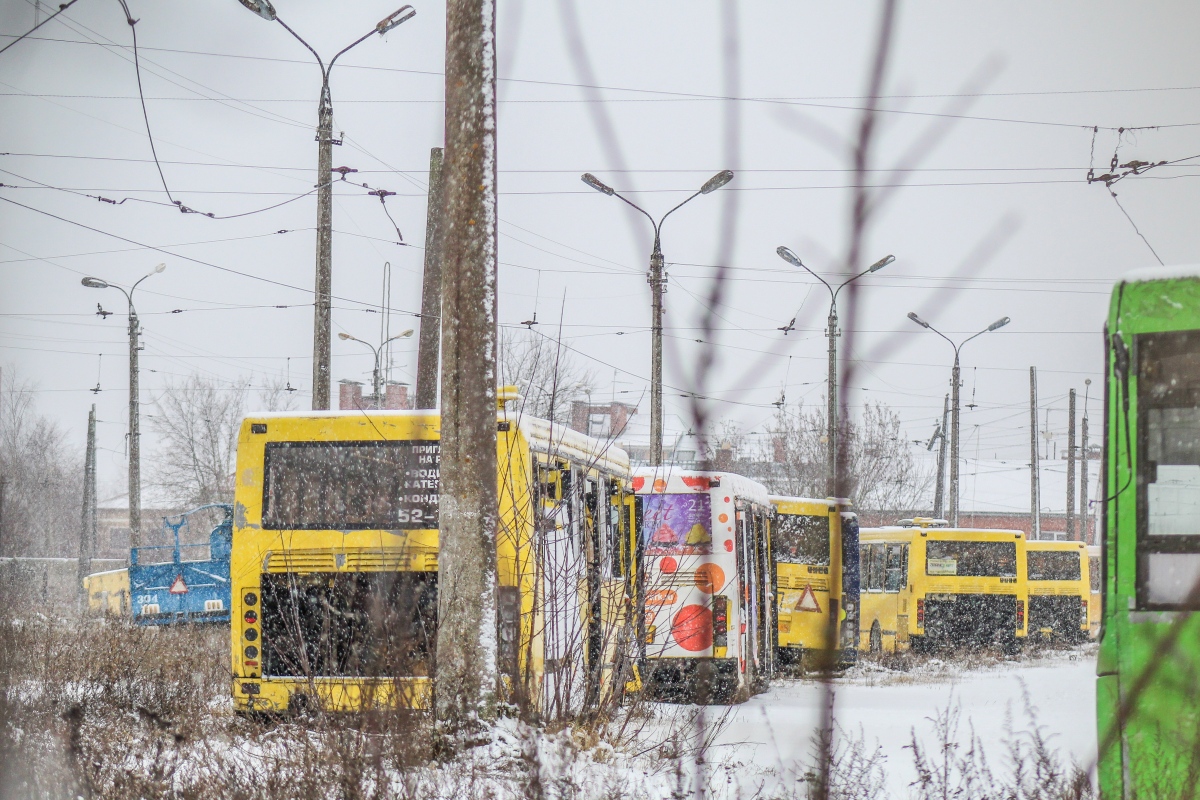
[0,610,1102,800]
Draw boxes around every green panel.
[1101,274,1200,799]
[1096,674,1121,800]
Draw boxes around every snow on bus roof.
[632,466,771,505]
[1119,263,1200,283]
[516,415,630,475]
[239,409,631,475]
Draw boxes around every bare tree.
[148,375,249,509]
[149,374,303,510]
[755,400,931,516]
[255,374,302,413]
[498,328,596,424]
[0,367,79,557]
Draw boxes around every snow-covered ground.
[690,647,1097,796]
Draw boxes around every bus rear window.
[642,494,712,555]
[263,441,440,530]
[774,514,830,565]
[925,540,1017,578]
[1027,551,1081,581]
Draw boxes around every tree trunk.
[434,0,499,746]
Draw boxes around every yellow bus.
[859,523,1028,653]
[633,468,774,702]
[1086,544,1100,640]
[83,568,130,616]
[229,396,635,714]
[769,497,858,669]
[1025,539,1089,643]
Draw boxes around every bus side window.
[884,544,904,592]
[868,544,886,591]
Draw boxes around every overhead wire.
[8,30,1200,125]
[0,0,84,57]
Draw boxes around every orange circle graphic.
[694,563,726,594]
[671,604,713,652]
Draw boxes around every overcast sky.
[3,1,1199,500]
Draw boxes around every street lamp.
[236,0,416,412]
[580,170,734,466]
[776,247,894,496]
[339,329,414,408]
[81,262,166,548]
[907,312,1010,525]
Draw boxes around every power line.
[0,165,321,218]
[0,0,84,57]
[9,150,1200,175]
[0,194,419,314]
[8,31,1200,105]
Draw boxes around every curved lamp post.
[776,247,894,496]
[81,263,166,547]
[907,312,1010,525]
[236,0,416,411]
[580,170,734,465]
[339,329,414,408]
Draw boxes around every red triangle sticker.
[795,584,821,613]
[169,575,188,595]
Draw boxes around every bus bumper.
[641,657,739,703]
[232,676,432,713]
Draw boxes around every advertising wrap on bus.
[642,494,713,556]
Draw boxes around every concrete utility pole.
[234,0,417,410]
[436,0,500,741]
[907,312,1010,525]
[1067,388,1077,540]
[77,405,97,603]
[778,248,893,495]
[933,394,950,518]
[81,264,164,547]
[0,475,6,557]
[416,147,445,409]
[581,170,734,466]
[1030,367,1041,539]
[1081,378,1091,543]
[127,307,142,545]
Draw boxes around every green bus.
[1098,266,1200,798]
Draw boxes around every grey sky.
[3,1,1199,497]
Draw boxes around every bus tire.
[869,622,883,654]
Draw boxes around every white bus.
[633,467,774,702]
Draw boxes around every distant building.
[339,379,411,411]
[95,492,188,560]
[568,400,638,440]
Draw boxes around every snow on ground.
[694,647,1098,796]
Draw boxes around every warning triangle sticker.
[169,575,188,595]
[795,584,821,613]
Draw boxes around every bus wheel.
[869,622,883,655]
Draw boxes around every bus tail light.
[713,596,729,648]
[1016,600,1025,629]
[1082,597,1090,624]
[916,598,924,627]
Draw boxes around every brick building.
[339,379,412,411]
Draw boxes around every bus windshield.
[1027,550,1081,581]
[926,540,1017,578]
[263,441,440,530]
[774,514,830,565]
[642,494,713,555]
